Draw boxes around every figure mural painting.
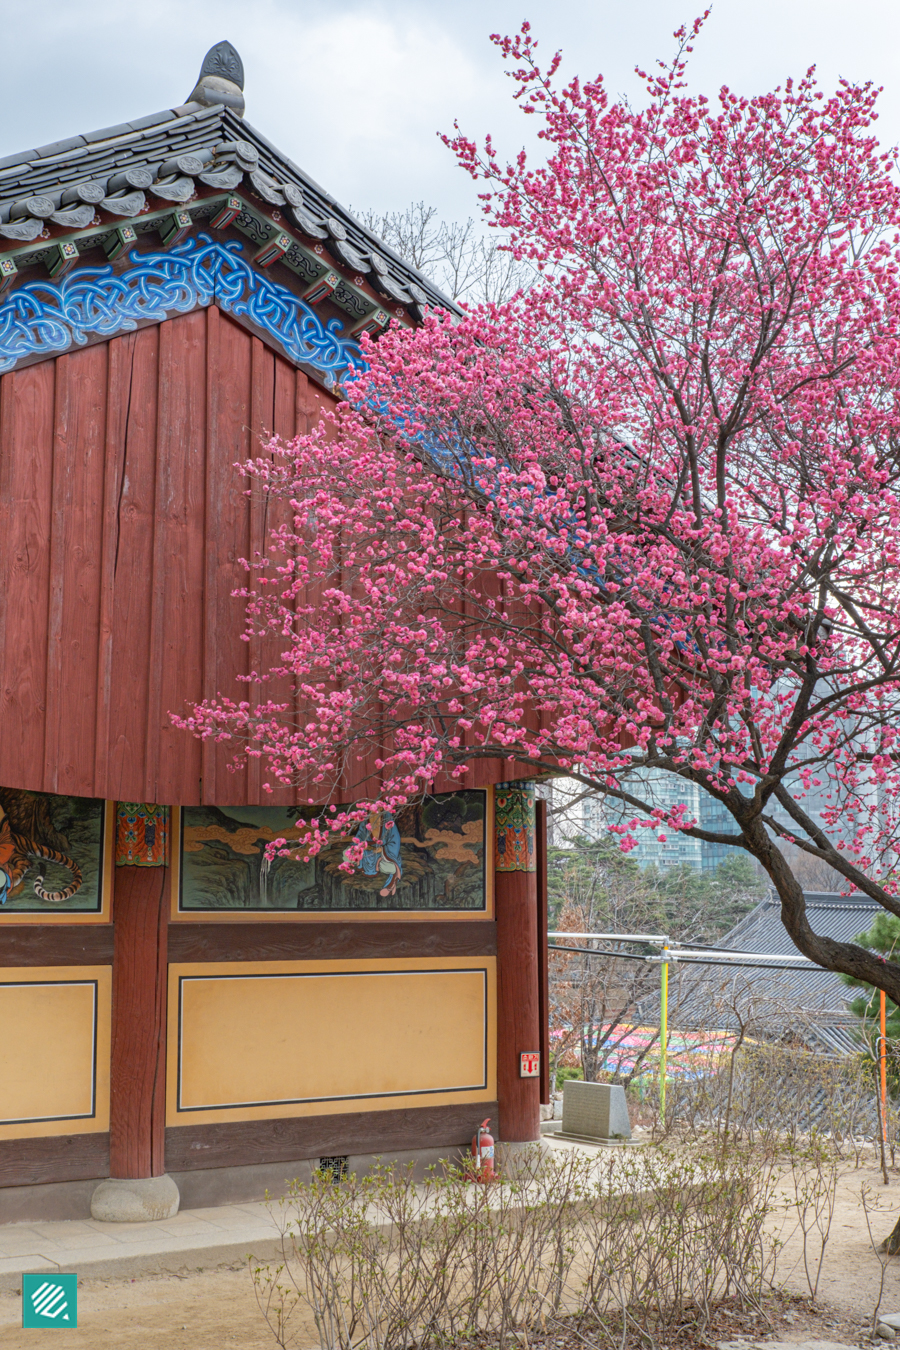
[346,810,403,898]
[178,789,486,912]
[0,788,106,911]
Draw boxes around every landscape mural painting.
[178,790,487,912]
[0,787,107,913]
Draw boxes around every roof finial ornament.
[186,41,245,117]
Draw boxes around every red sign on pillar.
[520,1052,540,1078]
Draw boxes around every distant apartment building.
[548,760,867,877]
[696,793,736,872]
[547,770,705,870]
[547,769,743,872]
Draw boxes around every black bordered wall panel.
[167,957,496,1126]
[0,966,111,1140]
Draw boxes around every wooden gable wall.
[0,305,531,807]
[0,306,333,806]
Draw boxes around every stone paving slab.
[717,1341,861,1350]
[0,1200,285,1291]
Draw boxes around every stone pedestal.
[90,1174,180,1222]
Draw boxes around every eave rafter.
[0,188,415,386]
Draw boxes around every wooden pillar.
[536,798,550,1107]
[494,782,541,1142]
[109,806,170,1178]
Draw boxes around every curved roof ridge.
[0,91,458,318]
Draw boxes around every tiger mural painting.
[0,788,83,905]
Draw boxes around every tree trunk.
[742,816,900,1003]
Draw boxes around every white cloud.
[1,0,900,225]
[239,8,488,215]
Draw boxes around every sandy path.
[772,1162,899,1315]
[0,1264,300,1349]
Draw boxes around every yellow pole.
[660,947,669,1123]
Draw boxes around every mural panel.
[0,788,108,914]
[177,790,487,912]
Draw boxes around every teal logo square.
[22,1272,77,1328]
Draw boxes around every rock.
[878,1328,897,1342]
[90,1174,180,1222]
[746,1342,856,1350]
[788,1343,860,1350]
[880,1317,900,1331]
[793,1342,861,1350]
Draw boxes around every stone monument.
[558,1080,633,1143]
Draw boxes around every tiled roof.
[0,64,455,317]
[666,892,882,1053]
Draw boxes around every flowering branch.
[176,20,900,997]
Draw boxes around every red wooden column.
[494,782,541,1141]
[536,797,550,1107]
[109,805,170,1178]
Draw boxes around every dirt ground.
[771,1159,900,1316]
[2,1160,900,1350]
[0,1264,281,1349]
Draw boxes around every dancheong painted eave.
[0,39,459,383]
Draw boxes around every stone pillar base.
[90,1174,180,1222]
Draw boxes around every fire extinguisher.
[471,1119,495,1182]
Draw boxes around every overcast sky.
[3,0,899,224]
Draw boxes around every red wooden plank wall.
[0,308,336,806]
[0,306,530,806]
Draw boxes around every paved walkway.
[0,1131,647,1291]
[717,1343,859,1350]
[0,1200,285,1290]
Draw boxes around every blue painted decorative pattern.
[0,235,366,384]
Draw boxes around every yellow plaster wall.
[167,957,496,1125]
[0,966,111,1140]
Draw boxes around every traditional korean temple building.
[0,43,547,1221]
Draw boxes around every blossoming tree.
[182,21,900,996]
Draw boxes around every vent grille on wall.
[317,1156,349,1183]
